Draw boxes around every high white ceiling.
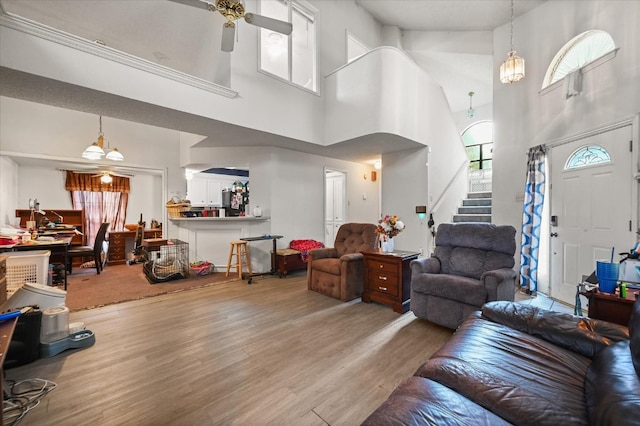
[0,0,547,165]
[356,0,545,32]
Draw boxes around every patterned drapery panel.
[65,170,130,193]
[520,145,546,294]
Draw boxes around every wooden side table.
[362,250,420,314]
[582,289,639,327]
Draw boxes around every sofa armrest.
[339,252,364,263]
[482,301,630,358]
[410,257,441,275]
[308,247,338,261]
[481,268,517,301]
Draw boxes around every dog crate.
[5,250,51,296]
[143,240,189,284]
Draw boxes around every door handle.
[550,232,558,237]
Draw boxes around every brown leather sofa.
[362,300,640,425]
[307,223,378,302]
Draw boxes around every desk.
[240,235,283,284]
[108,229,163,265]
[5,238,72,290]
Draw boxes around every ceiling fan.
[170,0,293,52]
[90,170,132,183]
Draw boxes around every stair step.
[462,198,492,207]
[453,214,492,223]
[458,206,492,215]
[467,192,492,199]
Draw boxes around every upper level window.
[564,145,612,170]
[260,0,317,92]
[462,121,493,171]
[542,30,615,89]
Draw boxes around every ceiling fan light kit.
[500,0,525,84]
[82,115,124,161]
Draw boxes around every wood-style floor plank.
[5,273,452,425]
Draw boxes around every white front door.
[549,125,634,305]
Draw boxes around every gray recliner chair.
[410,222,517,329]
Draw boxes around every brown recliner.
[307,223,378,302]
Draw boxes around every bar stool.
[226,240,252,279]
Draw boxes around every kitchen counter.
[169,216,269,222]
[170,217,273,273]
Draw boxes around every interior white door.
[325,170,346,246]
[549,125,634,305]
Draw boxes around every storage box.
[5,250,51,296]
[620,259,640,284]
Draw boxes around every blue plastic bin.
[596,261,619,294]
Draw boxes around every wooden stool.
[226,240,252,279]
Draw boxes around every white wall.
[0,156,19,226]
[492,1,640,258]
[185,146,379,246]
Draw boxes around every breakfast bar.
[169,216,273,274]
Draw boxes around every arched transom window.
[542,30,616,89]
[564,145,612,170]
[462,121,493,170]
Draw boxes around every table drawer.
[109,235,126,246]
[109,252,126,262]
[109,245,126,256]
[368,271,399,297]
[367,259,400,275]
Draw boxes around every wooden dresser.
[362,250,420,314]
[108,229,163,265]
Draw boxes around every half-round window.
[564,145,612,170]
[462,121,493,171]
[542,30,615,89]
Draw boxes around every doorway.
[325,169,346,246]
[548,124,634,306]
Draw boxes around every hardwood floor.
[5,272,453,425]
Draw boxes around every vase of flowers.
[376,214,405,252]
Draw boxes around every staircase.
[453,191,492,223]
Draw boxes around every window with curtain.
[65,171,129,244]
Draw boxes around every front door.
[549,124,634,306]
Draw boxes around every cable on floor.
[3,378,57,426]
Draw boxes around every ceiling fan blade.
[166,0,212,11]
[244,13,292,35]
[221,22,236,52]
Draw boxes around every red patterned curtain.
[65,171,129,244]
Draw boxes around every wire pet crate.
[143,240,189,284]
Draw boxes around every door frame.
[324,167,347,246]
[544,114,639,303]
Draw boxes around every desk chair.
[67,222,110,274]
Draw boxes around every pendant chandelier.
[82,115,124,161]
[499,0,525,84]
[467,91,475,118]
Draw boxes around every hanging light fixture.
[82,115,124,161]
[467,92,476,118]
[499,0,525,84]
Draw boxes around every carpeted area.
[64,263,240,311]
